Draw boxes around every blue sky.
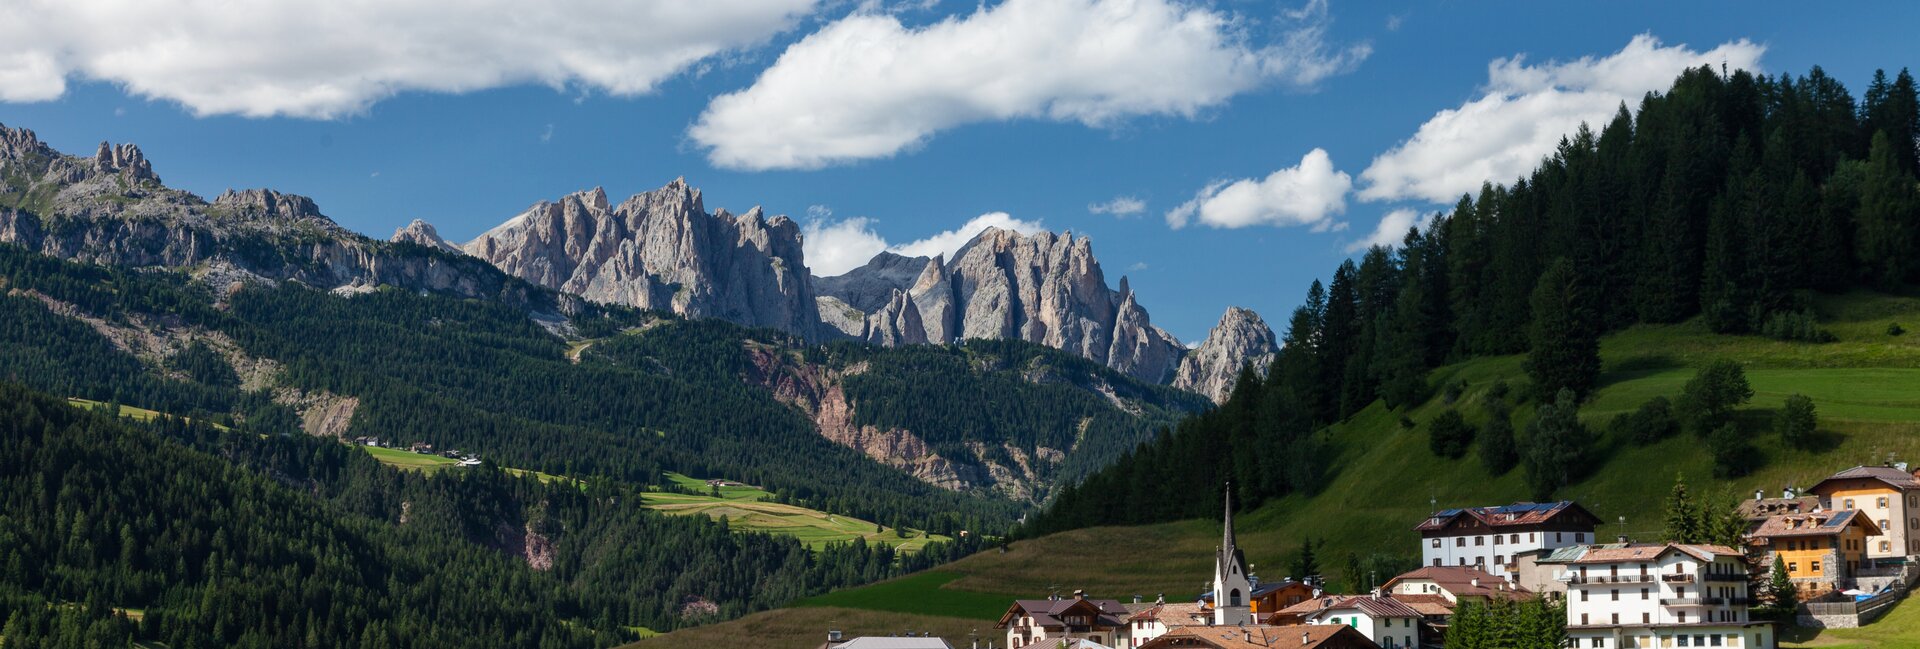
[1,0,1914,342]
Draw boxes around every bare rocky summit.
[461,180,819,338]
[1173,307,1279,403]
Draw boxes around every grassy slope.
[646,291,1920,647]
[644,473,953,552]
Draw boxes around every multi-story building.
[1124,602,1207,648]
[1138,624,1381,649]
[998,593,1131,649]
[1806,465,1920,562]
[1747,509,1880,598]
[1561,543,1775,649]
[1416,501,1602,579]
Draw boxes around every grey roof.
[832,638,955,649]
[1813,465,1920,491]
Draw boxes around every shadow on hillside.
[1597,354,1684,389]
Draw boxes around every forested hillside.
[1028,64,1920,533]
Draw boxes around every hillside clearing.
[644,473,952,552]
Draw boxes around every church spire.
[1222,482,1236,557]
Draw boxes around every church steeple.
[1213,482,1252,626]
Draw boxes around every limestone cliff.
[1173,307,1279,404]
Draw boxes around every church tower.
[1213,483,1252,626]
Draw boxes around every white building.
[1123,602,1205,648]
[1302,594,1423,649]
[1560,543,1775,649]
[997,594,1131,649]
[1416,501,1602,580]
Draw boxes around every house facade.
[998,594,1131,649]
[1806,465,1920,562]
[1302,595,1423,649]
[1126,602,1207,648]
[1416,501,1602,579]
[1748,509,1880,598]
[1562,543,1775,649]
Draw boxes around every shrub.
[1676,360,1752,437]
[1442,379,1468,405]
[1759,309,1835,342]
[1708,422,1758,478]
[1487,380,1511,402]
[1890,322,1907,336]
[1479,405,1518,475]
[1428,410,1475,459]
[1777,394,1818,450]
[1523,389,1593,500]
[1609,396,1678,445]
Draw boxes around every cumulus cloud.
[804,212,1047,276]
[1345,208,1431,252]
[0,0,817,117]
[1358,34,1764,204]
[691,0,1370,170]
[1088,196,1147,217]
[1165,148,1352,229]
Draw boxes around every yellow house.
[1807,465,1920,562]
[1749,509,1881,597]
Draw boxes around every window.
[1457,538,1466,547]
[1582,614,1590,625]
[1494,535,1502,545]
[1557,533,1564,543]
[1612,589,1620,601]
[1459,558,1468,566]
[1643,613,1651,624]
[1882,540,1894,552]
[1512,534,1520,543]
[1678,612,1687,624]
[1812,560,1822,573]
[1788,562,1797,573]
[1878,496,1889,509]
[1476,536,1485,546]
[1710,635,1722,647]
[1476,556,1485,565]
[1578,532,1588,542]
[1844,499,1855,509]
[1612,614,1620,625]
[1593,638,1606,648]
[1496,555,1505,565]
[1433,539,1442,548]
[1581,590,1589,601]
[1433,559,1442,567]
[1679,634,1690,647]
[1642,588,1650,600]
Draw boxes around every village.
[823,463,1920,649]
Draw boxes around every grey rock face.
[1173,307,1278,403]
[815,295,867,338]
[813,251,929,312]
[464,179,818,338]
[0,122,557,312]
[822,227,1187,383]
[390,219,461,253]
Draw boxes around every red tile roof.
[1381,566,1528,600]
[1414,501,1600,532]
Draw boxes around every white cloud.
[691,0,1370,170]
[0,0,817,118]
[1345,208,1430,252]
[1128,261,1150,271]
[805,212,1046,276]
[1166,148,1351,229]
[1088,196,1147,217]
[540,124,554,143]
[1358,34,1764,204]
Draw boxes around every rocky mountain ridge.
[0,123,561,313]
[1172,307,1279,402]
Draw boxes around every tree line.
[1026,64,1919,534]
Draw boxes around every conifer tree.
[1855,131,1920,287]
[1523,389,1592,500]
[1664,474,1698,543]
[1524,259,1601,400]
[1478,403,1519,476]
[1768,555,1799,609]
[1778,394,1818,450]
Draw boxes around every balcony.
[1660,574,1696,584]
[1659,597,1727,606]
[1701,573,1746,583]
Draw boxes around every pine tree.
[1523,389,1592,500]
[1855,131,1920,287]
[1524,259,1601,400]
[1478,403,1518,476]
[1676,360,1753,436]
[1768,555,1799,609]
[1663,474,1698,543]
[1428,409,1474,459]
[1446,600,1489,649]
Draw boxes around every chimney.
[1898,461,1911,473]
[1783,486,1796,499]
[1303,631,1312,645]
[1073,589,1086,600]
[1470,578,1480,588]
[1134,595,1143,604]
[1157,594,1166,605]
[828,629,844,643]
[1755,489,1765,501]
[1618,533,1630,544]
[1371,587,1382,600]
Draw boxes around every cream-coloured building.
[1560,543,1774,649]
[1806,465,1920,562]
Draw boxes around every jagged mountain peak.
[390,219,460,253]
[1173,306,1278,403]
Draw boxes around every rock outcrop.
[0,122,560,312]
[390,219,461,253]
[1173,307,1278,404]
[462,180,818,338]
[815,228,1186,383]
